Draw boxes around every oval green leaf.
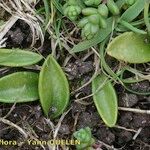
[106,32,150,63]
[92,74,118,127]
[0,72,39,103]
[0,48,43,67]
[39,55,70,118]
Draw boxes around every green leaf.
[119,20,147,34]
[106,32,150,63]
[107,0,120,15]
[0,72,39,103]
[120,0,146,22]
[116,0,126,9]
[39,55,70,118]
[52,0,64,14]
[92,74,118,127]
[71,17,114,53]
[0,48,42,67]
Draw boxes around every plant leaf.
[92,74,118,127]
[52,0,64,14]
[0,48,42,67]
[71,17,114,53]
[0,72,39,103]
[120,0,146,22]
[39,55,70,118]
[116,0,126,9]
[106,32,150,63]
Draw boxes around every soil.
[0,17,150,150]
[6,20,32,48]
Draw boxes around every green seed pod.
[82,8,98,16]
[88,14,100,24]
[98,4,109,18]
[78,17,88,28]
[83,23,91,34]
[107,0,120,15]
[63,5,81,21]
[82,25,91,38]
[99,15,107,28]
[83,0,102,6]
[125,0,135,6]
[81,23,99,40]
[91,24,99,34]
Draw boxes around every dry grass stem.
[0,117,28,138]
[119,107,150,114]
[0,0,44,47]
[115,125,137,133]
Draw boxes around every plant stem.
[43,0,50,27]
[144,1,150,35]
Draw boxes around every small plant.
[63,0,82,21]
[73,127,95,150]
[63,0,121,39]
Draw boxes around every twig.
[133,128,142,140]
[119,107,150,114]
[3,103,16,119]
[0,38,7,48]
[0,117,28,139]
[114,125,137,133]
[72,112,80,132]
[98,140,118,150]
[53,108,71,150]
[45,108,71,150]
[53,108,71,139]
